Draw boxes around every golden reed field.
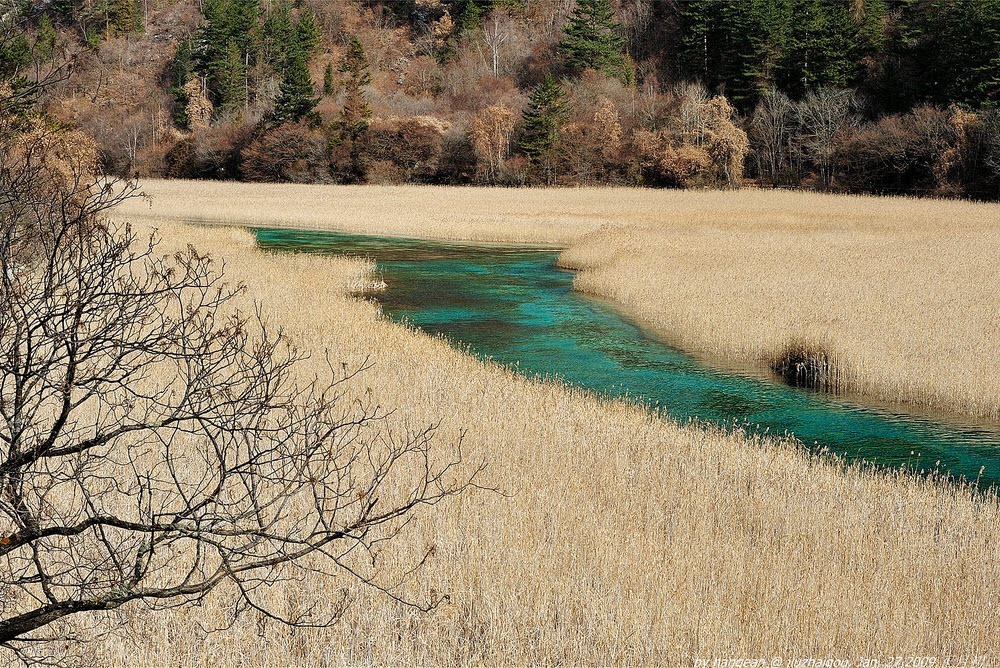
[123,179,1000,420]
[61,182,1000,666]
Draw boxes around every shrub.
[771,341,839,393]
[633,129,713,188]
[241,122,330,183]
[359,115,449,183]
[164,122,252,179]
[837,105,956,196]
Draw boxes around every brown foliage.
[838,105,959,196]
[164,123,254,180]
[470,105,516,184]
[359,115,449,183]
[701,96,749,187]
[241,122,331,183]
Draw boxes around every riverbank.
[79,215,1000,665]
[559,212,1000,421]
[127,179,1000,421]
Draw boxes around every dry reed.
[560,206,1000,420]
[129,179,1000,419]
[54,214,1000,666]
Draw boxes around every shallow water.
[255,228,1000,489]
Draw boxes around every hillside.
[5,0,1000,197]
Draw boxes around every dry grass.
[59,216,1000,666]
[559,195,1000,420]
[131,178,1000,419]
[124,178,1000,246]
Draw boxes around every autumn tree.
[471,104,516,184]
[700,95,749,187]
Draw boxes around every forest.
[3,0,1000,198]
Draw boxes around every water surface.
[255,228,1000,489]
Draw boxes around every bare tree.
[0,87,477,663]
[750,88,794,187]
[481,12,511,79]
[795,87,859,189]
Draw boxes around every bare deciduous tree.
[795,87,859,189]
[982,109,1000,191]
[481,13,512,79]
[750,88,795,187]
[1,86,478,663]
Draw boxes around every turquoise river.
[255,227,1000,490]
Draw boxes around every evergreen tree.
[901,0,1000,108]
[169,39,195,128]
[680,0,728,85]
[195,0,264,117]
[337,36,371,141]
[200,0,260,67]
[519,74,569,181]
[681,0,889,106]
[295,11,320,59]
[0,34,30,82]
[261,2,295,69]
[52,0,82,23]
[716,0,793,106]
[212,41,247,116]
[273,52,317,123]
[228,0,261,61]
[108,0,143,36]
[778,0,862,97]
[322,62,335,96]
[455,0,491,34]
[558,0,628,82]
[35,14,57,60]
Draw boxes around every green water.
[255,227,1000,489]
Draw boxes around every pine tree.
[902,0,1000,108]
[322,62,335,96]
[35,14,57,60]
[295,11,320,60]
[109,0,143,36]
[228,0,261,61]
[262,2,294,69]
[778,0,863,97]
[52,0,82,23]
[724,0,793,106]
[169,39,195,128]
[338,36,371,141]
[519,74,569,181]
[0,34,30,82]
[273,52,317,123]
[558,0,628,82]
[212,41,247,116]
